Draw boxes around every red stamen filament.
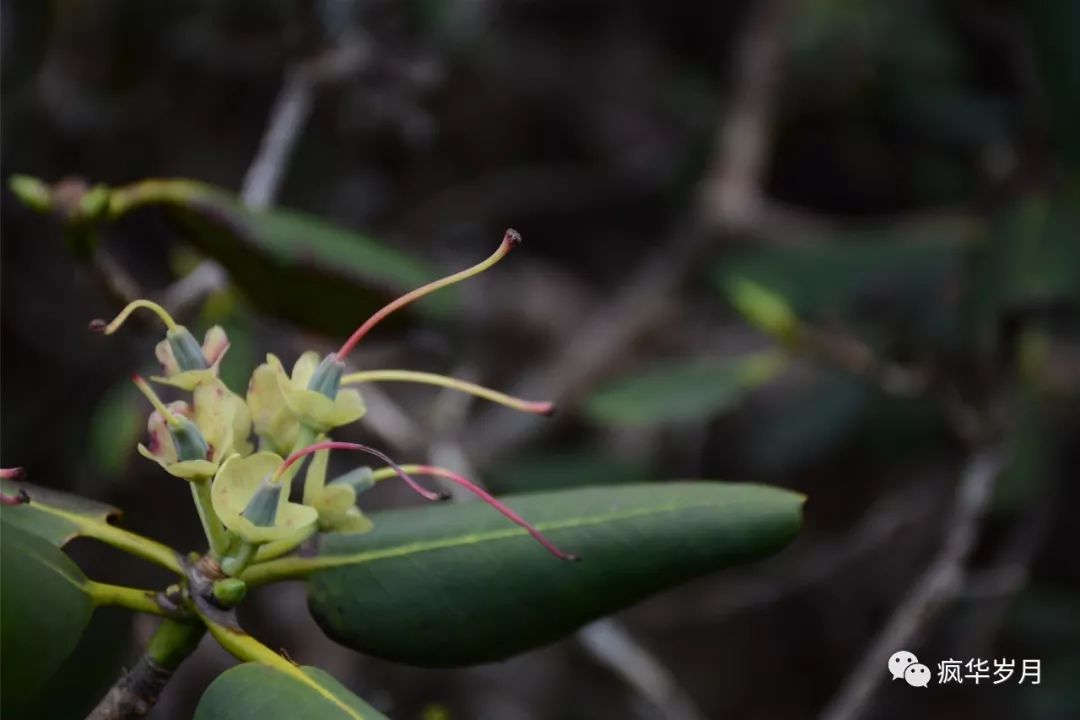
[276,441,446,501]
[395,465,579,561]
[336,230,521,361]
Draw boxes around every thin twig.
[819,448,1005,720]
[240,68,315,210]
[159,37,372,317]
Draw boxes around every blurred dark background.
[2,1,1079,718]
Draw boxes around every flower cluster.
[95,231,575,575]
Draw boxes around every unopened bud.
[211,578,248,606]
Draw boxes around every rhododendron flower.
[211,452,319,543]
[267,351,365,434]
[133,376,250,480]
[92,300,230,390]
[154,324,230,390]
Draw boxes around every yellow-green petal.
[290,351,321,388]
[136,444,216,481]
[270,354,366,432]
[327,506,374,534]
[247,359,300,454]
[151,368,218,391]
[211,453,318,543]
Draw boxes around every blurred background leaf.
[584,352,787,427]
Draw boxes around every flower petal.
[201,326,230,368]
[211,452,317,543]
[290,351,321,387]
[248,358,300,454]
[155,338,181,376]
[151,369,218,391]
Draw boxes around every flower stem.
[85,581,169,616]
[220,540,258,576]
[191,478,230,557]
[35,504,184,575]
[275,424,318,486]
[196,609,364,720]
[253,523,318,563]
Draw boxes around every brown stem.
[84,656,175,720]
[85,619,205,720]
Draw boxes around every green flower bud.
[211,578,248,606]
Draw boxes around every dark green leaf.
[744,372,869,476]
[194,663,387,720]
[306,482,803,666]
[0,479,119,547]
[1,523,94,715]
[584,353,787,426]
[715,222,975,334]
[108,179,452,336]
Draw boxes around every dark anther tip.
[88,319,108,332]
[564,553,582,563]
[437,491,453,502]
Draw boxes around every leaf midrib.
[243,494,790,584]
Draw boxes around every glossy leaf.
[0,523,94,715]
[304,482,803,666]
[107,179,452,335]
[0,478,119,547]
[584,352,787,426]
[194,663,387,720]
